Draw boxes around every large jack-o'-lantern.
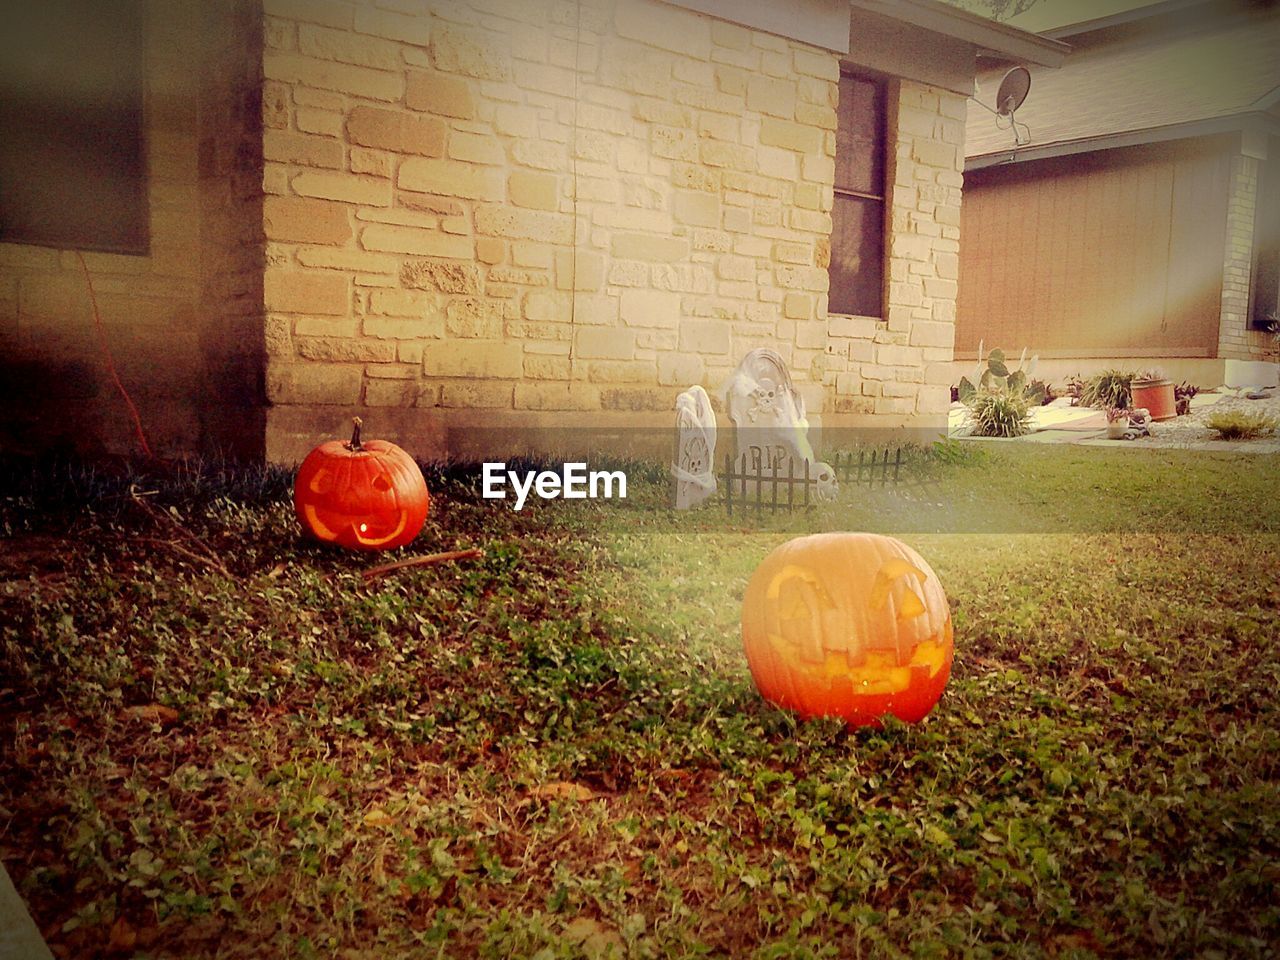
[742,532,952,727]
[293,418,429,551]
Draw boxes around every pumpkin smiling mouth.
[764,560,949,694]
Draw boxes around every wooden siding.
[957,139,1232,358]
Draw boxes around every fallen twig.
[130,487,235,579]
[362,548,483,581]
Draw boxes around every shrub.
[1205,411,1279,440]
[1080,369,1136,410]
[1105,407,1130,423]
[965,389,1032,437]
[1174,382,1200,416]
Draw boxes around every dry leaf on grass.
[362,808,396,829]
[531,782,601,802]
[121,704,180,726]
[563,917,624,957]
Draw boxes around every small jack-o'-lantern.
[293,418,429,551]
[742,532,952,727]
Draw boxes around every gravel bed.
[1135,390,1280,447]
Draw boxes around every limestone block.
[263,130,343,168]
[296,337,396,362]
[600,386,672,411]
[406,70,477,118]
[474,205,574,243]
[759,117,821,154]
[445,297,504,337]
[299,23,402,69]
[513,382,601,410]
[293,171,393,206]
[509,171,559,211]
[620,289,680,328]
[398,158,505,200]
[264,270,348,315]
[401,258,484,293]
[575,327,635,360]
[267,362,361,404]
[746,74,796,119]
[614,0,710,59]
[430,23,511,81]
[588,360,655,383]
[358,224,471,259]
[449,131,506,165]
[439,381,514,408]
[263,196,352,245]
[347,107,444,158]
[369,288,441,319]
[264,52,402,101]
[297,247,400,273]
[611,234,689,262]
[679,320,730,355]
[422,340,523,378]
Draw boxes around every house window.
[0,0,148,254]
[829,71,888,318]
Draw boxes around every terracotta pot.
[1130,379,1176,420]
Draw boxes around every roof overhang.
[850,0,1070,67]
[966,111,1280,170]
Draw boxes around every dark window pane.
[834,74,885,196]
[0,0,147,253]
[829,194,884,317]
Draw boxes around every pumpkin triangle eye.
[371,474,392,492]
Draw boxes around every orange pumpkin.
[293,418,429,551]
[742,532,952,727]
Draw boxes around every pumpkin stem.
[347,417,364,452]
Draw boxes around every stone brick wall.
[260,0,964,461]
[0,0,208,456]
[0,0,267,459]
[1218,152,1268,361]
[827,82,964,423]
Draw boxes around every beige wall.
[0,0,265,460]
[260,0,965,462]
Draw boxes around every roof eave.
[965,112,1280,170]
[850,0,1070,68]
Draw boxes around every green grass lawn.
[1,446,1278,958]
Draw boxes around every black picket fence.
[719,447,938,518]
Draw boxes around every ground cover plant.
[1204,410,1279,440]
[2,446,1279,958]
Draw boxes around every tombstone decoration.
[724,348,838,501]
[672,385,717,510]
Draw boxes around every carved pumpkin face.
[293,419,429,552]
[742,533,952,727]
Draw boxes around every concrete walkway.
[1,863,53,960]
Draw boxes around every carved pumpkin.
[293,418,429,551]
[742,532,952,727]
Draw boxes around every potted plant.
[1131,368,1177,421]
[1105,407,1130,439]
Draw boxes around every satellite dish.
[970,65,1033,152]
[995,66,1031,118]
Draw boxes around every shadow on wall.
[0,0,268,463]
[196,0,268,464]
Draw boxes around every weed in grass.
[1205,410,1279,440]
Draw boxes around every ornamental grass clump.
[965,389,1033,437]
[1205,411,1279,440]
[1080,369,1135,410]
[956,343,1037,437]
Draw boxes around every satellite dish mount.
[972,66,1032,151]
